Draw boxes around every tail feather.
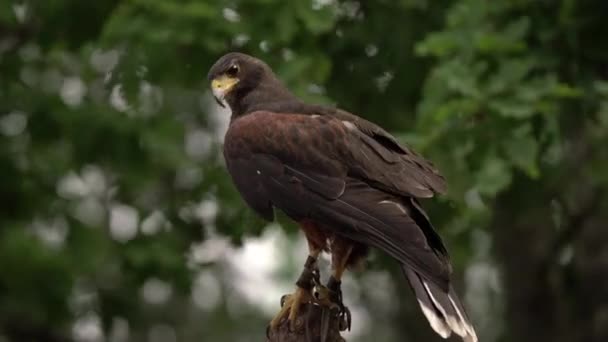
[409,272,452,338]
[403,266,478,342]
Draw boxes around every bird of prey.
[208,52,477,342]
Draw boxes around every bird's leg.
[269,248,321,332]
[327,244,353,331]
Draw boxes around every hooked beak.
[211,75,239,108]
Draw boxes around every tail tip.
[421,280,478,342]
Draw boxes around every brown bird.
[208,52,477,342]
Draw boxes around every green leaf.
[476,155,512,196]
[490,98,535,118]
[502,125,539,177]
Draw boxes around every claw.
[280,294,289,307]
[269,287,312,333]
[339,305,352,331]
[288,288,310,330]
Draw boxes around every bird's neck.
[228,79,300,119]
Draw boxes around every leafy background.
[1,0,607,341]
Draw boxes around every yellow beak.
[211,75,239,106]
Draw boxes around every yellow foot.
[269,287,312,331]
[312,284,337,308]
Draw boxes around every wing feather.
[242,152,450,289]
[331,109,447,196]
[228,107,446,198]
[224,111,452,288]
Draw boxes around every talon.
[280,294,290,307]
[269,295,291,330]
[339,305,352,331]
[288,288,309,329]
[269,287,312,333]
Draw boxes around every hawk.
[208,52,477,342]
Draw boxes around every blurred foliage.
[1,0,607,342]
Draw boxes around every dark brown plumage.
[208,52,477,341]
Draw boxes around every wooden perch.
[266,302,347,342]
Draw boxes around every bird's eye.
[226,64,239,77]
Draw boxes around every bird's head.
[207,52,297,116]
[207,52,266,108]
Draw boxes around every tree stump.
[266,303,347,342]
